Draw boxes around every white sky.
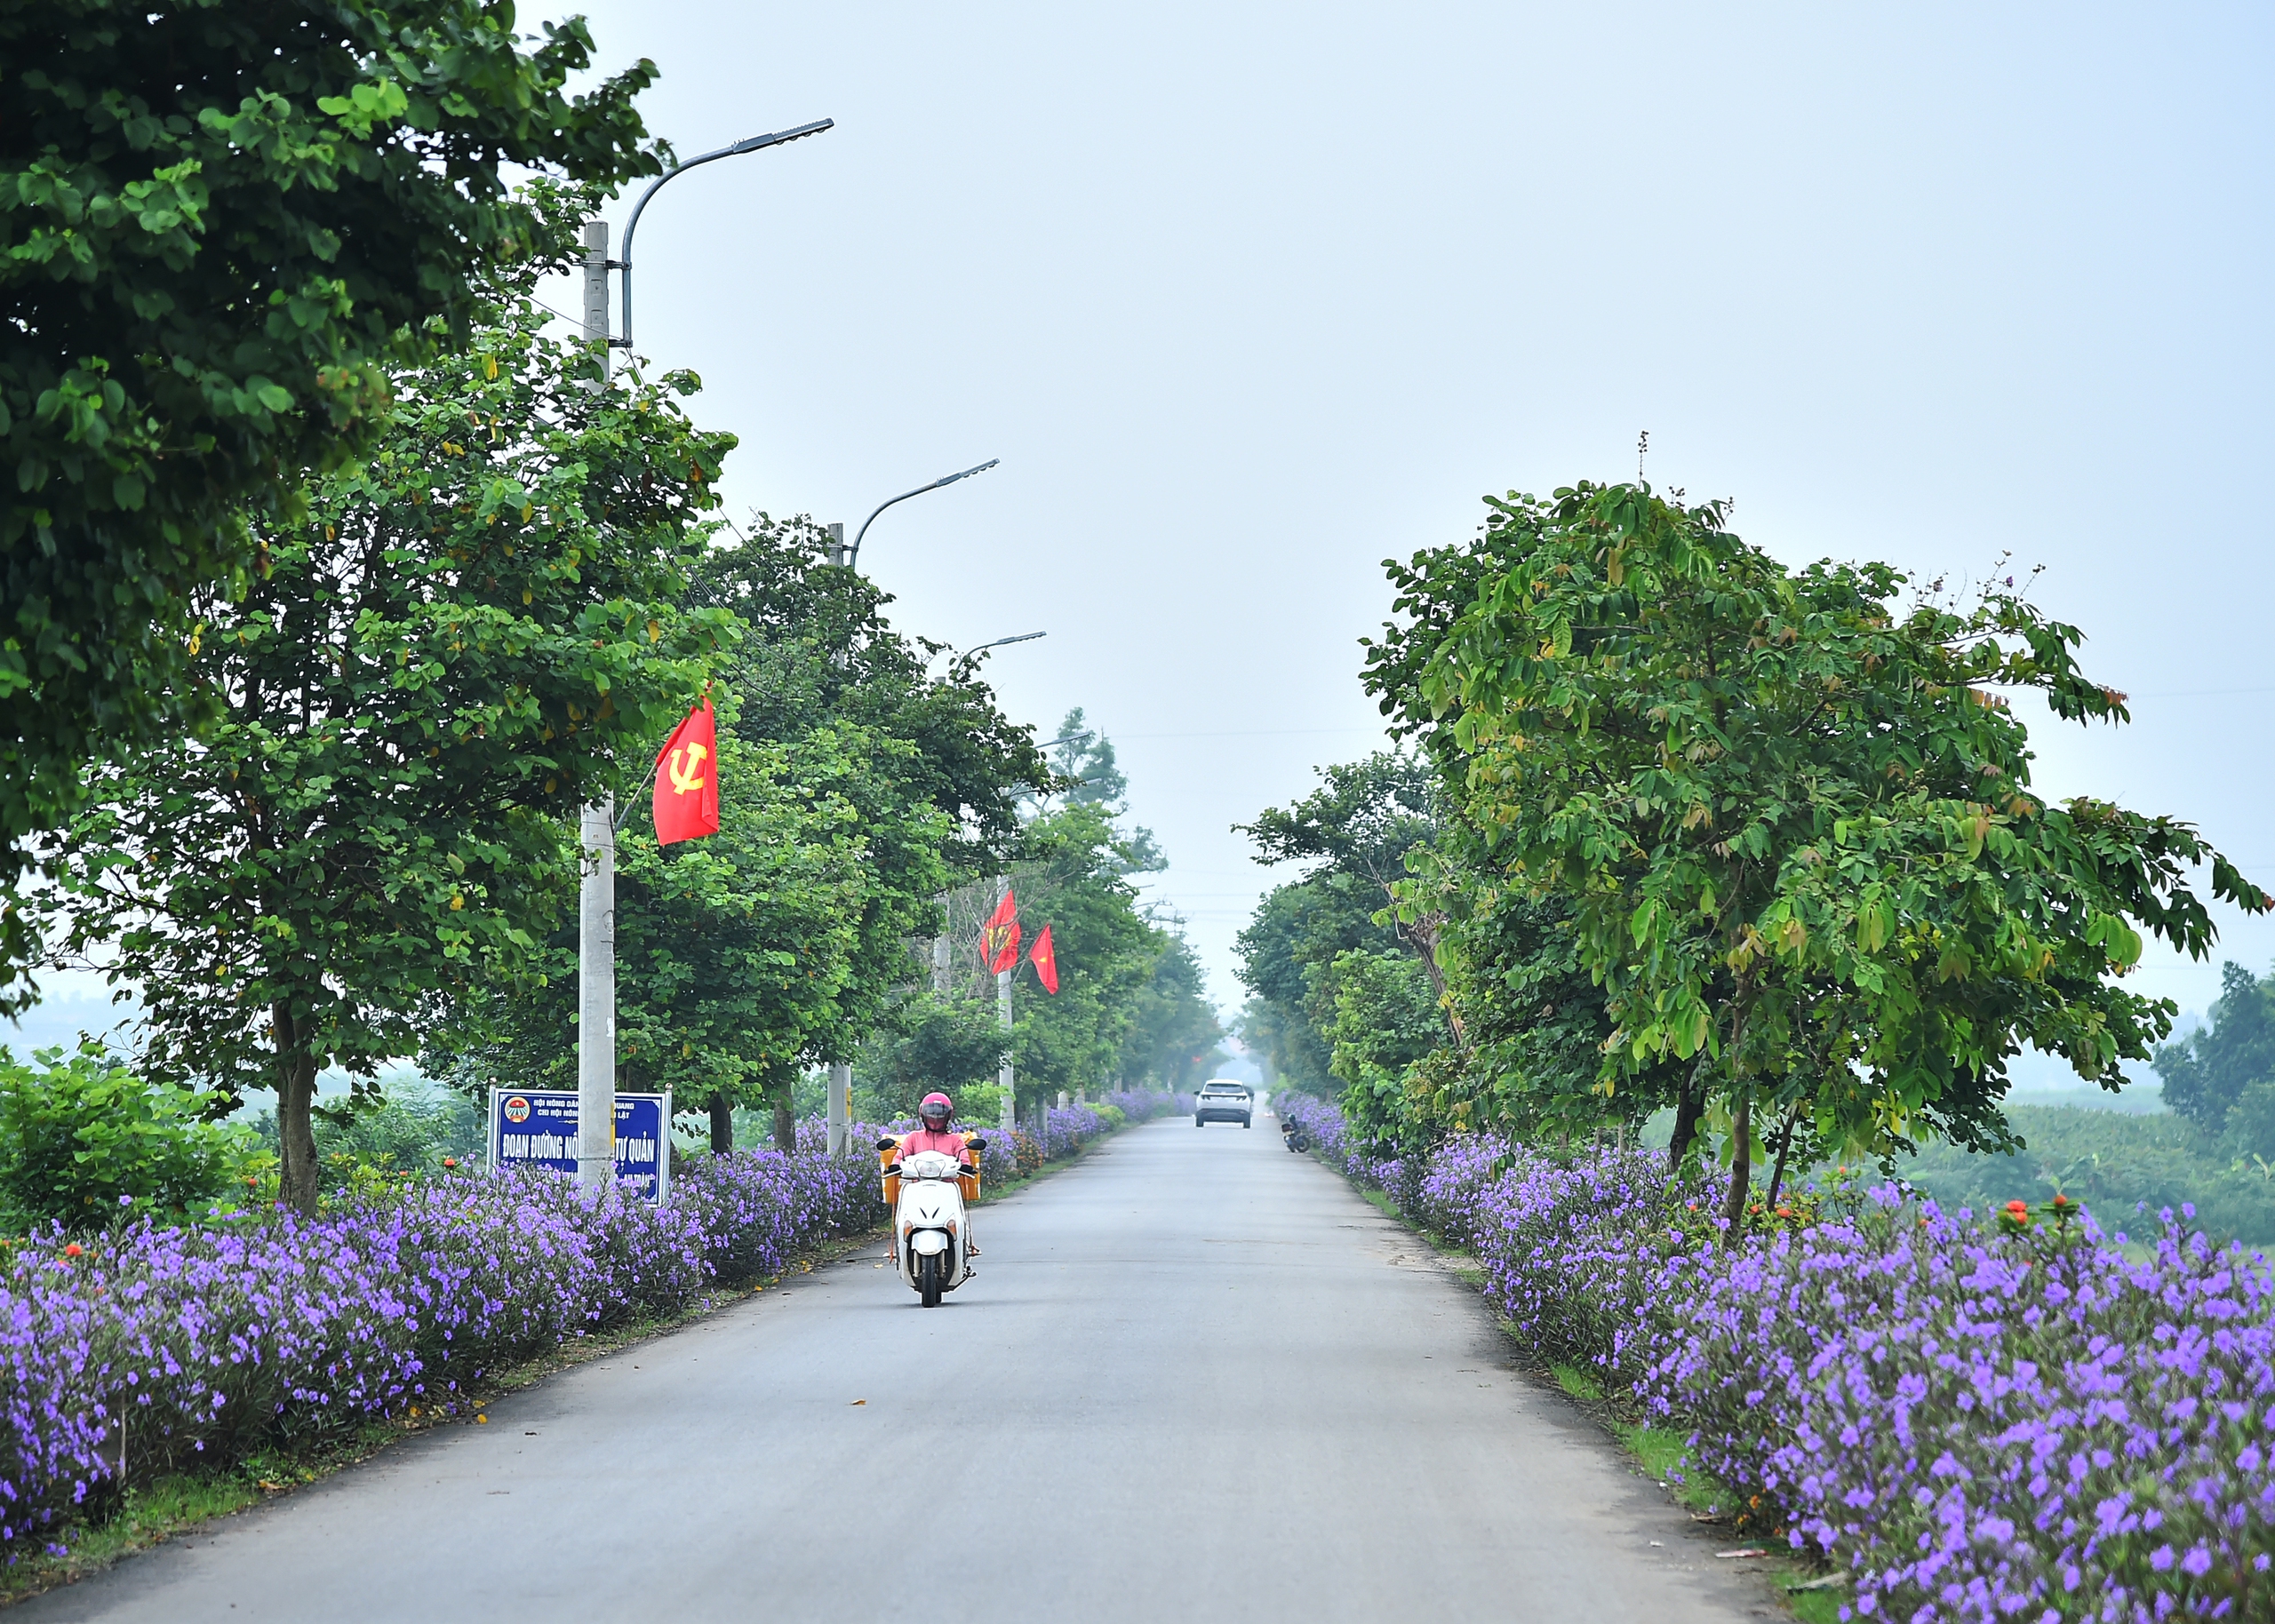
[539,1,2271,1023]
[21,3,2270,1060]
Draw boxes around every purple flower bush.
[1268,1090,1348,1159]
[0,1094,1185,1559]
[1287,1095,2275,1622]
[0,1141,882,1559]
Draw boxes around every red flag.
[651,698,720,845]
[979,888,1021,973]
[1028,925,1059,995]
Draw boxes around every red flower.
[443,1158,458,1169]
[62,1243,82,1259]
[2004,1199,2030,1215]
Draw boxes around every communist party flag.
[1028,925,1059,995]
[979,888,1021,973]
[652,698,720,845]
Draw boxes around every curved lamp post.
[573,117,830,1191]
[960,631,1046,658]
[847,459,1000,569]
[614,119,834,354]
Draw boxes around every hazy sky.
[522,1,2275,1029]
[40,1,2271,1069]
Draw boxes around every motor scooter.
[1281,1114,1310,1153]
[877,1140,982,1308]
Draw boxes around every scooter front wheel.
[918,1254,943,1308]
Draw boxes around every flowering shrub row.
[0,1094,1185,1560]
[1280,1092,2275,1624]
[0,1136,883,1559]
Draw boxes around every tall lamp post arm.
[616,118,834,352]
[848,459,1000,568]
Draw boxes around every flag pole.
[995,876,1016,1134]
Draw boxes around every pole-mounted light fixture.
[614,118,834,353]
[848,459,1000,569]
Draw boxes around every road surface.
[26,1118,1779,1622]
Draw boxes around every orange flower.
[2004,1199,2030,1215]
[62,1243,82,1259]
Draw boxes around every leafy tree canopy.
[41,263,730,1212]
[1365,480,2268,1222]
[1119,931,1225,1094]
[2154,961,2275,1133]
[1234,752,1443,1102]
[1,3,664,1000]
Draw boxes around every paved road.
[28,1118,1777,1623]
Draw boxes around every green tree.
[2153,961,2275,1132]
[43,279,730,1212]
[1368,481,2268,1223]
[1119,932,1225,1092]
[1002,803,1164,1111]
[0,1043,252,1229]
[1234,753,1448,1114]
[437,516,1048,1150]
[1314,947,1443,1149]
[433,724,940,1153]
[679,516,1042,1144]
[854,991,1009,1123]
[2,7,665,999]
[1395,872,1637,1144]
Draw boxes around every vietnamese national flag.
[979,888,1021,973]
[1028,925,1059,995]
[652,698,720,845]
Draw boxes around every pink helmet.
[918,1093,954,1129]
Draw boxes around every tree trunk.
[709,1092,735,1155]
[273,1003,321,1217]
[770,1080,795,1154]
[1667,1053,1711,1174]
[1762,1104,1801,1215]
[1720,1089,1753,1230]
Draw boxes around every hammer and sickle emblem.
[667,742,709,796]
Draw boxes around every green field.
[1896,1103,2275,1248]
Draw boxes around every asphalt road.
[27,1117,1780,1623]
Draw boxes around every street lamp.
[957,631,1046,659]
[571,118,831,1193]
[846,460,1000,569]
[820,464,1011,1154]
[614,120,834,354]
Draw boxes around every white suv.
[1194,1080,1253,1128]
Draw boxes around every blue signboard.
[488,1088,673,1202]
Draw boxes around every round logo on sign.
[502,1095,531,1124]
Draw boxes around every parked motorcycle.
[877,1137,983,1308]
[1281,1117,1310,1154]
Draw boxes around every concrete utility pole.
[576,220,617,1190]
[825,521,851,1158]
[570,123,831,1187]
[995,874,1016,1133]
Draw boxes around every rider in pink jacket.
[894,1093,979,1255]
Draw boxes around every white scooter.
[881,1142,980,1308]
